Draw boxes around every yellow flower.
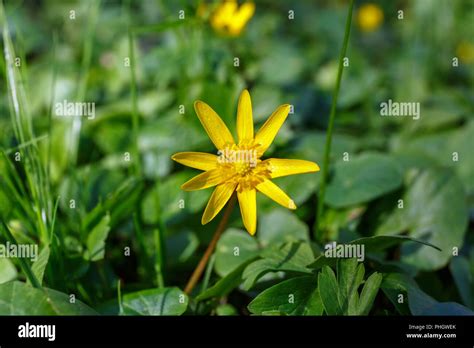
[357,3,383,32]
[456,41,474,64]
[172,90,320,235]
[210,0,255,36]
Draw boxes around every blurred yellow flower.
[209,0,255,36]
[357,3,383,32]
[456,41,474,64]
[172,90,319,235]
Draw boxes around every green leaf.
[285,132,359,168]
[248,276,322,316]
[318,266,343,315]
[242,242,314,290]
[122,287,188,315]
[84,213,111,262]
[257,208,309,247]
[166,229,199,267]
[377,168,468,270]
[325,153,403,208]
[381,273,474,316]
[358,272,383,315]
[215,228,259,277]
[216,304,238,316]
[337,70,379,108]
[31,246,50,285]
[196,258,257,301]
[309,235,440,269]
[250,85,283,122]
[449,253,474,309]
[337,258,365,315]
[319,259,382,315]
[259,43,304,85]
[0,258,17,284]
[395,121,474,194]
[81,177,143,231]
[141,171,208,224]
[0,281,97,315]
[272,174,318,206]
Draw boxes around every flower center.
[217,143,270,191]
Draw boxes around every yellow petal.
[254,104,290,155]
[264,158,320,179]
[171,152,218,171]
[256,179,296,209]
[228,2,255,35]
[211,1,237,29]
[181,169,227,191]
[236,89,254,143]
[202,182,237,224]
[237,188,257,235]
[194,101,235,150]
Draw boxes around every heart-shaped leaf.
[122,287,188,315]
[0,281,96,315]
[325,153,403,208]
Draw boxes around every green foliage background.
[0,0,473,316]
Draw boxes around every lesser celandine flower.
[210,0,255,36]
[172,90,320,235]
[456,41,474,64]
[356,3,383,32]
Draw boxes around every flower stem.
[315,0,354,241]
[184,194,236,295]
[153,227,165,288]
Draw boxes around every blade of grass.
[68,0,101,166]
[133,212,151,275]
[47,31,58,188]
[1,0,50,244]
[127,28,141,176]
[195,253,216,313]
[3,134,48,155]
[117,279,124,315]
[315,0,354,241]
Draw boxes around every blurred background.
[0,0,473,315]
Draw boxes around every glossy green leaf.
[242,242,314,290]
[248,276,322,315]
[215,228,259,277]
[358,272,383,315]
[0,281,97,315]
[122,287,188,315]
[377,168,468,270]
[309,235,440,269]
[257,208,309,247]
[381,273,474,316]
[325,153,403,208]
[318,266,343,315]
[449,252,474,309]
[337,258,365,315]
